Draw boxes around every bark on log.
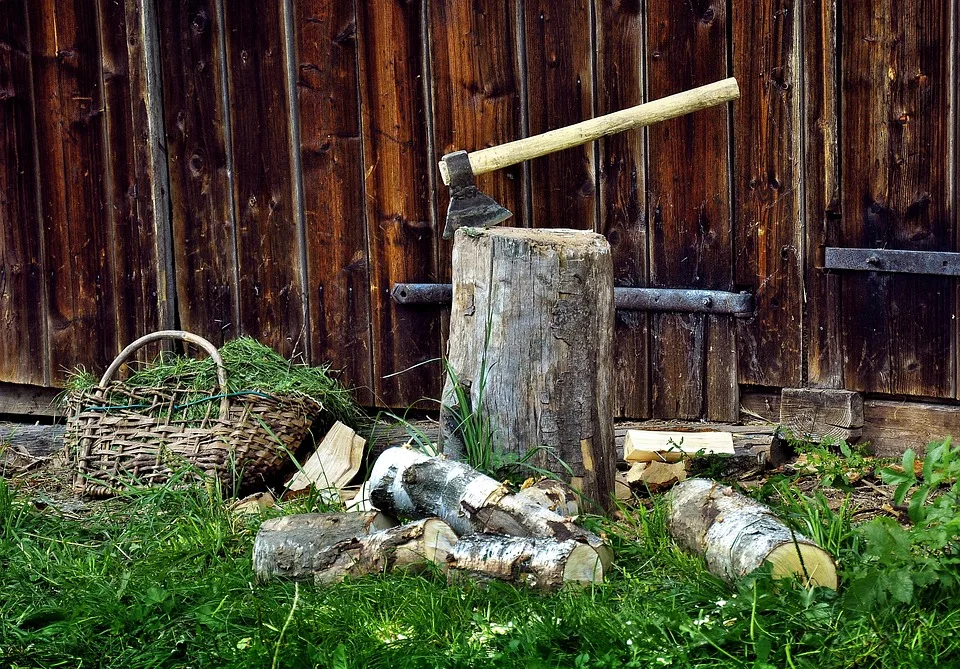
[441,227,616,510]
[447,534,604,590]
[369,447,612,568]
[252,511,397,581]
[309,519,459,585]
[666,478,838,589]
[516,477,579,517]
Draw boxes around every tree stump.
[441,227,616,509]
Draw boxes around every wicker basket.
[66,330,321,498]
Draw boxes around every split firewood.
[253,511,397,581]
[623,461,648,484]
[230,491,276,515]
[624,430,734,463]
[516,477,580,517]
[614,475,633,501]
[284,421,364,499]
[369,447,612,569]
[447,534,605,590]
[637,460,687,492]
[666,478,838,589]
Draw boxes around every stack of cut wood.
[615,429,736,497]
[254,446,610,590]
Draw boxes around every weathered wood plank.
[839,0,955,396]
[429,0,524,274]
[595,0,649,419]
[357,0,441,407]
[0,382,58,417]
[293,0,373,403]
[780,388,863,444]
[863,400,960,458]
[646,0,736,420]
[224,0,305,360]
[802,0,842,388]
[29,0,117,384]
[157,0,238,346]
[0,1,47,386]
[731,0,802,387]
[523,0,595,230]
[98,0,169,354]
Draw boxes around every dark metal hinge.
[824,248,960,276]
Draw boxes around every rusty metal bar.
[824,248,960,277]
[392,283,753,317]
[612,287,753,316]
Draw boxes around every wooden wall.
[0,0,957,420]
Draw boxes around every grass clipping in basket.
[64,337,364,431]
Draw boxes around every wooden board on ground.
[285,422,364,497]
[624,430,735,463]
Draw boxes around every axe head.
[441,150,513,240]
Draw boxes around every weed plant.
[4,449,960,668]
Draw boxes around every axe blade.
[442,191,513,239]
[441,150,513,239]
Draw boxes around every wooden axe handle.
[440,77,739,185]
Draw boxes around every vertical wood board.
[357,0,441,407]
[0,0,47,385]
[523,0,596,230]
[802,0,843,388]
[840,0,955,396]
[29,0,118,383]
[224,0,305,360]
[98,0,167,354]
[293,0,374,404]
[595,0,649,418]
[645,0,736,420]
[429,0,525,276]
[157,0,239,346]
[732,0,802,388]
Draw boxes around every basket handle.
[99,330,230,418]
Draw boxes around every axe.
[439,77,740,239]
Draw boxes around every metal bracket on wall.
[392,283,754,317]
[823,248,960,277]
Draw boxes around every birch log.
[516,478,579,517]
[254,514,456,585]
[447,534,604,590]
[666,478,838,589]
[441,227,616,510]
[369,447,611,568]
[253,511,397,581]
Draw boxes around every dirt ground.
[2,432,902,526]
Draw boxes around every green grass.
[62,337,365,430]
[3,470,960,668]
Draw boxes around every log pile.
[253,428,837,591]
[254,447,609,589]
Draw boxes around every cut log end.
[421,517,459,565]
[563,543,606,584]
[767,542,838,590]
